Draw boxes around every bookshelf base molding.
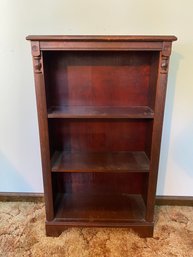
[45,220,154,238]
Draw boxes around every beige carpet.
[0,202,193,257]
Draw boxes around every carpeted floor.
[0,202,193,257]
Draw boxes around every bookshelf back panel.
[48,119,152,153]
[43,51,158,108]
[52,172,148,196]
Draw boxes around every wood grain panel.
[48,119,151,153]
[51,151,149,172]
[55,193,146,221]
[43,51,152,108]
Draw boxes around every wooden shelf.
[54,193,146,222]
[47,106,154,119]
[51,151,150,172]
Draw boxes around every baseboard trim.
[155,195,193,206]
[0,192,44,202]
[0,193,192,206]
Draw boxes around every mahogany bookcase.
[27,35,177,237]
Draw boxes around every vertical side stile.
[31,41,54,221]
[146,42,172,221]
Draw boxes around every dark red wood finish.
[47,106,154,119]
[27,35,177,237]
[43,51,153,108]
[48,119,151,152]
[55,193,146,221]
[51,151,149,172]
[52,172,148,196]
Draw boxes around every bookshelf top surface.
[26,35,177,42]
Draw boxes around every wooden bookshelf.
[27,35,177,237]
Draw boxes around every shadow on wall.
[0,151,33,192]
[173,121,193,177]
[157,51,182,194]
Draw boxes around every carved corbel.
[160,42,172,74]
[31,41,42,73]
[160,55,169,74]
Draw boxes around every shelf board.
[51,151,150,172]
[54,193,146,222]
[47,106,154,119]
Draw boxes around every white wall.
[0,0,193,195]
